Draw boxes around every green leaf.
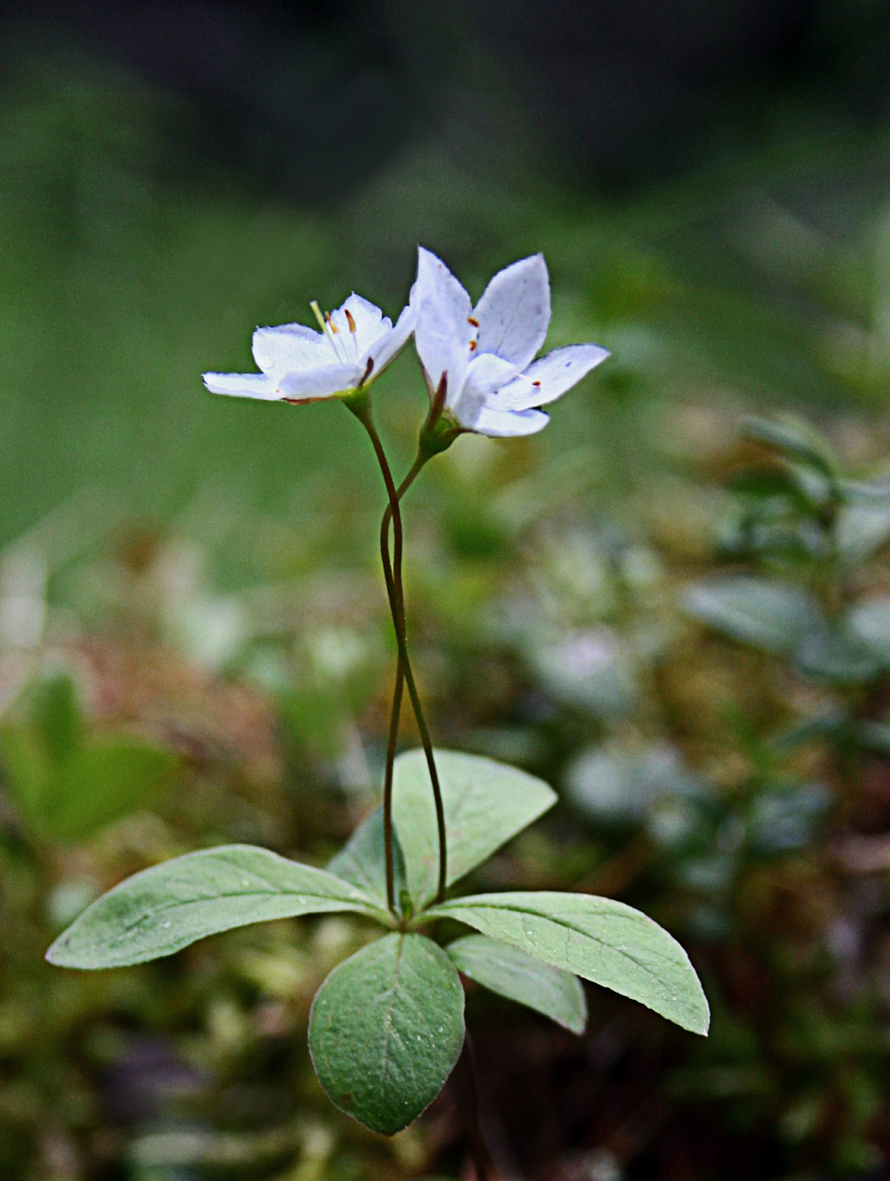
[846,597,890,667]
[684,577,819,654]
[795,625,880,684]
[424,891,709,1035]
[309,933,465,1135]
[392,749,556,907]
[1,732,180,842]
[742,415,837,477]
[46,846,389,968]
[44,740,179,840]
[0,724,53,826]
[447,933,587,1034]
[30,670,83,764]
[327,805,406,908]
[836,501,890,563]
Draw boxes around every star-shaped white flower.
[412,247,609,438]
[203,293,415,405]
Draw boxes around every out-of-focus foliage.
[4,17,890,1181]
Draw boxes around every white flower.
[203,293,415,405]
[412,247,609,438]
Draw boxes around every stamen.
[345,308,356,334]
[311,300,344,360]
[468,316,479,327]
[533,380,541,387]
[356,356,375,389]
[309,301,327,333]
[469,340,477,352]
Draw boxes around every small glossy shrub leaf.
[425,891,709,1035]
[795,624,881,684]
[447,933,587,1034]
[47,846,388,968]
[846,597,890,666]
[309,933,464,1135]
[393,749,556,906]
[327,805,406,907]
[742,415,837,477]
[684,577,818,654]
[836,501,890,562]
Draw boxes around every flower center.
[310,300,360,363]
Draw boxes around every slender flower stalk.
[379,452,431,909]
[347,403,447,911]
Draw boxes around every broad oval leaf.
[47,846,388,968]
[683,577,819,655]
[447,933,587,1034]
[327,805,406,908]
[393,749,556,906]
[309,933,465,1135]
[425,891,709,1035]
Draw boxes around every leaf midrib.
[432,899,694,1013]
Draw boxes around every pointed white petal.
[203,372,282,401]
[330,293,387,356]
[277,361,364,402]
[363,302,416,376]
[252,324,328,375]
[471,406,550,437]
[413,246,473,398]
[463,352,520,396]
[473,254,550,370]
[451,351,519,427]
[497,344,610,410]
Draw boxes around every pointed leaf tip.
[426,891,709,1036]
[309,933,465,1134]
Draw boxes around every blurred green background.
[3,3,890,1179]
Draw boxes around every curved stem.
[357,414,447,909]
[457,1035,499,1181]
[380,453,429,910]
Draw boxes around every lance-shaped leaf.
[424,891,709,1035]
[47,845,389,969]
[327,805,407,909]
[309,933,465,1135]
[447,933,587,1034]
[393,749,556,906]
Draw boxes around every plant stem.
[457,1035,498,1181]
[380,452,431,911]
[356,411,447,909]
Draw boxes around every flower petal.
[363,301,416,375]
[471,406,550,438]
[463,352,520,396]
[451,352,520,430]
[252,324,328,375]
[330,294,388,356]
[413,246,473,399]
[203,372,282,401]
[277,361,364,402]
[473,254,550,370]
[496,344,610,410]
